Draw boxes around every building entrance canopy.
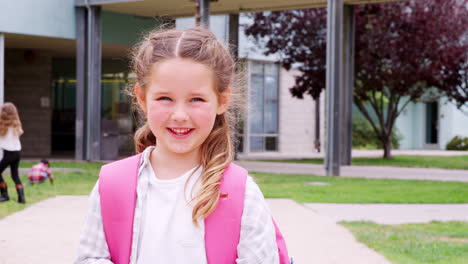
[76,0,396,17]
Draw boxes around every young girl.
[76,27,287,264]
[0,102,25,203]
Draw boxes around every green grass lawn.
[252,172,468,203]
[2,163,467,218]
[258,155,468,170]
[341,221,468,264]
[18,161,104,169]
[0,161,102,219]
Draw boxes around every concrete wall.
[0,0,75,39]
[278,68,318,154]
[396,101,424,149]
[448,103,468,141]
[439,98,468,149]
[5,49,52,157]
[0,0,161,46]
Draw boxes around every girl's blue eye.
[157,96,171,101]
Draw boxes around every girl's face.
[137,58,230,161]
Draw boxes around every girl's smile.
[167,127,195,139]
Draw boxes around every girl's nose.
[171,106,189,122]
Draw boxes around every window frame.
[243,59,280,153]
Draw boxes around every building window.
[248,61,279,152]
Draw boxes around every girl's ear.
[217,88,231,115]
[134,84,147,114]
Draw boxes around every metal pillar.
[76,6,102,161]
[325,0,344,176]
[200,0,210,28]
[229,14,240,158]
[76,8,87,160]
[0,33,4,104]
[229,14,239,61]
[87,6,102,161]
[341,5,355,165]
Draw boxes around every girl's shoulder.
[101,152,142,169]
[222,162,264,200]
[223,162,249,184]
[99,153,143,185]
[225,163,265,199]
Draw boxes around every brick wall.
[5,49,52,157]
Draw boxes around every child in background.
[0,102,25,204]
[28,159,54,185]
[75,27,289,264]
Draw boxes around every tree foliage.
[245,0,468,158]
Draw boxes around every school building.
[395,98,468,150]
[1,1,163,159]
[0,0,331,161]
[3,0,463,163]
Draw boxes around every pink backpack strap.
[205,163,290,264]
[273,218,290,264]
[99,153,142,264]
[204,163,247,263]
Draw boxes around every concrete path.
[350,149,468,157]
[21,149,468,163]
[305,203,468,224]
[269,199,390,264]
[0,196,86,264]
[2,168,84,176]
[0,196,391,264]
[236,161,468,182]
[238,149,468,160]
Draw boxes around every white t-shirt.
[0,127,22,151]
[137,165,207,264]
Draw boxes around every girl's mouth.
[167,128,194,138]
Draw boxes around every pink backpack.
[99,154,290,264]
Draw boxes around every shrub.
[446,136,468,150]
[352,116,401,149]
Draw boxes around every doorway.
[424,101,439,149]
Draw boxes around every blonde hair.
[128,27,242,225]
[0,102,23,137]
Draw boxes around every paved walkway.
[0,196,391,264]
[236,161,468,182]
[1,196,467,263]
[21,149,468,164]
[269,199,390,264]
[305,203,468,224]
[0,196,85,264]
[238,149,468,160]
[1,168,84,177]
